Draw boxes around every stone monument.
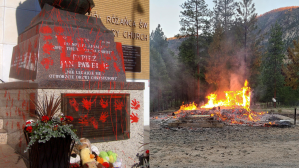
[0,1,145,167]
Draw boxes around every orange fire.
[201,80,251,111]
[174,80,267,123]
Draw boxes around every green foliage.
[283,39,299,89]
[179,0,212,36]
[236,0,258,63]
[150,24,177,111]
[178,36,197,73]
[24,117,80,153]
[212,0,238,31]
[261,22,285,101]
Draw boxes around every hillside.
[167,37,186,56]
[167,6,299,55]
[257,6,299,50]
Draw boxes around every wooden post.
[294,108,297,125]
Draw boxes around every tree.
[179,0,212,36]
[150,24,168,55]
[212,0,238,32]
[236,0,258,63]
[261,22,285,107]
[283,39,299,89]
[150,25,180,111]
[179,0,212,103]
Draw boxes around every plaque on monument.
[10,4,126,83]
[61,93,130,142]
[122,45,141,72]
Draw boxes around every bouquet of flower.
[24,94,81,152]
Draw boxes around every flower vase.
[24,131,75,168]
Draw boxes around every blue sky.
[150,0,299,38]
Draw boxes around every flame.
[180,102,198,110]
[201,80,251,111]
[173,80,267,124]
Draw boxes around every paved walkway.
[0,144,27,168]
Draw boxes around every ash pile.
[158,108,294,129]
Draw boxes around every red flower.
[102,162,109,168]
[41,116,49,122]
[26,121,32,125]
[146,150,149,154]
[60,117,64,121]
[26,126,33,133]
[66,116,74,122]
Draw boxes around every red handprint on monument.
[130,113,139,123]
[69,98,79,111]
[114,100,124,111]
[131,99,140,110]
[82,97,97,110]
[99,112,109,123]
[100,98,109,108]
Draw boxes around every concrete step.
[0,129,7,144]
[0,144,27,168]
[0,118,3,129]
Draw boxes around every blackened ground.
[150,113,299,168]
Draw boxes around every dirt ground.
[150,111,299,168]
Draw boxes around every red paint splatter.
[131,99,140,110]
[89,117,98,129]
[98,62,109,72]
[4,90,7,97]
[113,62,121,73]
[42,41,55,54]
[17,122,21,129]
[115,42,125,72]
[54,26,64,34]
[22,112,26,122]
[34,37,38,48]
[40,26,52,34]
[100,98,108,108]
[18,91,20,101]
[78,115,98,129]
[6,112,8,117]
[6,121,8,127]
[22,100,27,109]
[111,51,118,61]
[82,97,96,110]
[114,100,123,111]
[43,35,52,41]
[99,112,109,123]
[78,115,89,126]
[19,137,22,148]
[130,113,139,123]
[11,121,13,129]
[103,52,111,60]
[40,57,54,69]
[69,98,79,111]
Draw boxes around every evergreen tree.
[283,39,299,89]
[236,0,258,63]
[179,0,212,36]
[150,24,168,55]
[212,0,238,32]
[261,22,285,106]
[179,0,212,103]
[150,25,179,111]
